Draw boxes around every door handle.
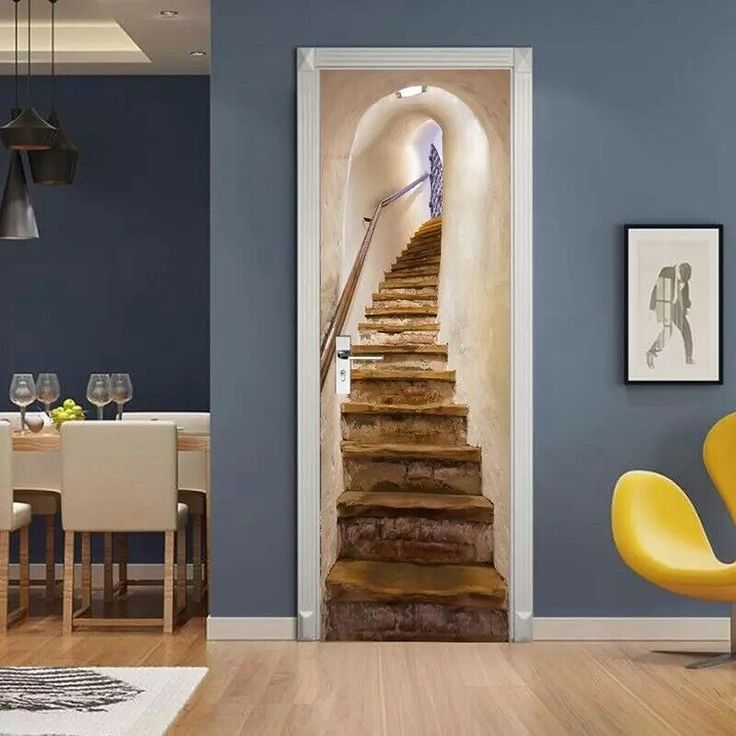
[335,335,383,394]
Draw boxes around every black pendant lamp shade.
[29,1,78,184]
[1,106,56,151]
[0,0,56,152]
[29,110,78,184]
[0,150,38,239]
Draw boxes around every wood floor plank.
[2,593,736,735]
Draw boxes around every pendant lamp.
[29,0,78,184]
[0,1,39,239]
[0,0,56,151]
[0,148,39,239]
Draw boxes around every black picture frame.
[624,224,723,385]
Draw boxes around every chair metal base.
[653,604,736,670]
[653,650,736,669]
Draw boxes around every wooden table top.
[12,431,210,452]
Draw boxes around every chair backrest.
[0,423,12,531]
[0,412,60,492]
[123,412,209,492]
[612,469,714,582]
[703,412,736,525]
[61,422,178,532]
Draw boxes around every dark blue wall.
[0,76,210,413]
[211,0,736,618]
[0,76,210,562]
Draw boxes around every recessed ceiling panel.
[0,0,209,74]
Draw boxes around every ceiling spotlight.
[190,50,207,57]
[396,85,427,99]
[159,10,178,17]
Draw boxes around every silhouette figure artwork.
[646,262,693,369]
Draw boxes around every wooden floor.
[2,591,736,734]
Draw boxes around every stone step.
[350,368,455,404]
[412,228,441,241]
[372,291,437,303]
[417,218,442,232]
[372,297,437,310]
[337,490,493,522]
[396,247,441,259]
[361,316,438,329]
[326,560,505,608]
[385,267,440,279]
[342,443,481,495]
[364,306,437,318]
[390,259,440,269]
[379,276,438,289]
[375,286,438,298]
[341,402,467,443]
[351,344,448,371]
[394,255,441,268]
[358,320,438,331]
[409,228,442,243]
[358,322,439,345]
[352,344,448,356]
[325,599,507,641]
[390,264,439,276]
[411,229,441,241]
[404,243,440,256]
[325,560,507,641]
[342,441,481,463]
[398,244,440,255]
[338,513,493,565]
[342,400,465,416]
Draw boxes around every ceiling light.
[159,10,178,17]
[190,50,207,57]
[396,85,427,99]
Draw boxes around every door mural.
[320,70,510,641]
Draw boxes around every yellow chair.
[612,411,736,669]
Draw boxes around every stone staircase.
[325,217,508,641]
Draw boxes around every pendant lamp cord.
[50,0,55,109]
[26,0,31,105]
[13,0,18,109]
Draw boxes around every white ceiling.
[0,0,210,75]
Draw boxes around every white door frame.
[296,47,533,642]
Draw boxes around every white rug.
[0,667,207,736]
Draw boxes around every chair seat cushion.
[14,489,60,516]
[177,502,189,531]
[178,488,205,515]
[11,502,31,531]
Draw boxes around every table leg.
[45,516,56,603]
[192,513,202,603]
[103,533,113,603]
[81,533,91,610]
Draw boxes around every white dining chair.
[123,412,210,602]
[0,412,60,602]
[60,421,188,633]
[0,422,31,631]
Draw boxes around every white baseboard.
[9,562,202,585]
[206,616,297,641]
[535,617,730,641]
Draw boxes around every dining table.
[11,429,212,604]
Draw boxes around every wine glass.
[111,373,133,420]
[86,373,112,420]
[9,374,36,432]
[36,373,60,415]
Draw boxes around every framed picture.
[624,224,723,384]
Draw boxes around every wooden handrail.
[320,172,429,388]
